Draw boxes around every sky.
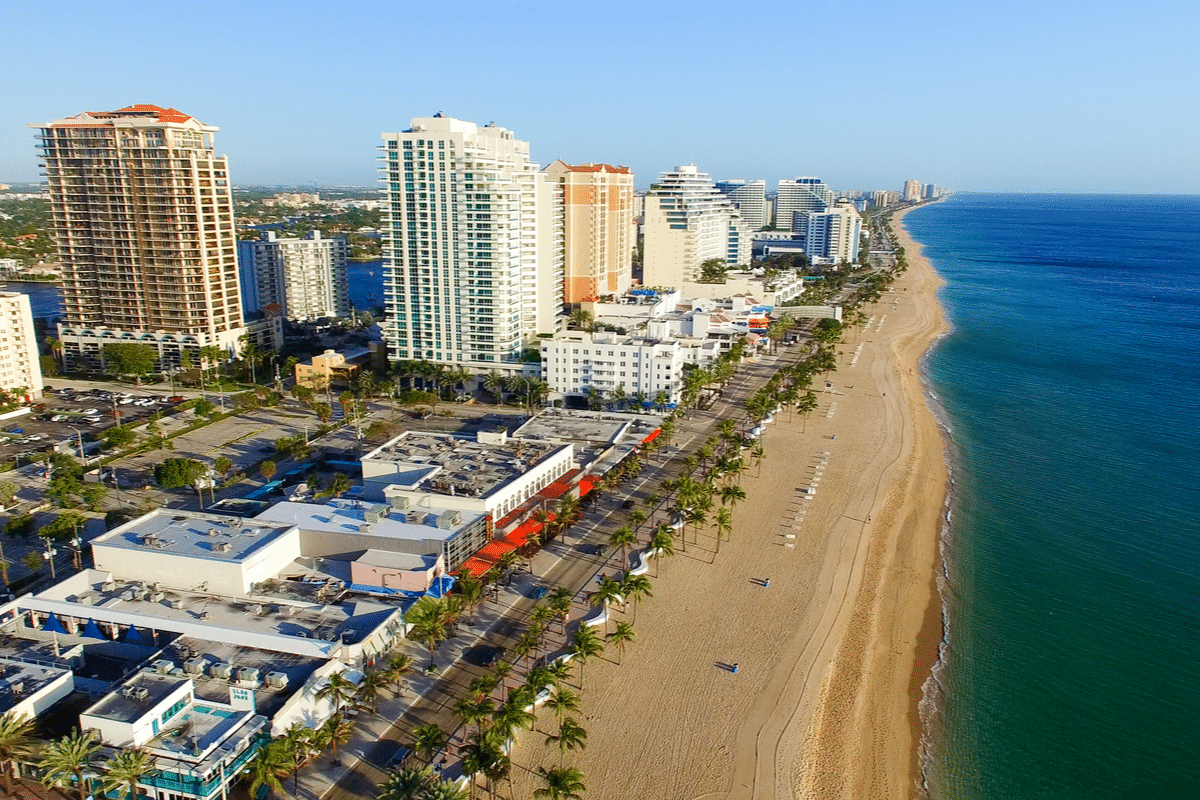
[2,0,1197,194]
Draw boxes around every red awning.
[504,517,547,547]
[642,428,662,444]
[457,557,493,578]
[540,478,572,500]
[477,540,517,562]
[577,476,599,498]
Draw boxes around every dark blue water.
[2,281,61,320]
[907,194,1200,799]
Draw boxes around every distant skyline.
[4,0,1197,194]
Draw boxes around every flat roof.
[362,432,566,499]
[84,672,186,724]
[514,408,662,446]
[256,499,483,546]
[94,509,295,564]
[0,657,71,714]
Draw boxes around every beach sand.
[508,206,948,799]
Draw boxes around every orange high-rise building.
[543,161,635,303]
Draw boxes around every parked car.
[387,744,413,769]
[169,396,185,403]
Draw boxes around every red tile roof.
[86,105,194,124]
[565,163,631,174]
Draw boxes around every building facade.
[32,105,257,370]
[715,179,768,230]
[541,332,696,406]
[903,179,922,202]
[774,177,833,233]
[379,117,560,370]
[643,165,752,289]
[238,230,350,321]
[0,292,43,400]
[543,161,635,303]
[803,205,863,265]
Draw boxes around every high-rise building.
[924,183,938,199]
[643,165,752,289]
[715,179,768,230]
[0,292,43,400]
[238,230,350,321]
[379,117,560,369]
[775,177,833,233]
[543,161,635,304]
[32,105,274,369]
[903,179,922,202]
[803,205,863,266]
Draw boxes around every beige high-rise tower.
[32,105,272,370]
[543,161,634,303]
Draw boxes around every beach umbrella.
[82,618,105,639]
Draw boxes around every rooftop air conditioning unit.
[152,659,174,674]
[78,594,97,606]
[7,681,23,695]
[120,590,134,601]
[265,671,288,689]
[237,667,261,686]
[246,603,263,615]
[389,495,410,510]
[213,542,232,553]
[198,610,211,621]
[130,686,149,701]
[149,591,165,602]
[184,658,206,675]
[210,663,232,680]
[169,598,185,609]
[102,580,117,592]
[207,528,219,537]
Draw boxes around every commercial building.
[803,205,863,265]
[715,179,769,230]
[643,165,752,289]
[774,177,833,233]
[31,105,276,370]
[543,161,635,303]
[0,292,43,399]
[238,230,350,321]
[379,116,560,370]
[294,349,360,389]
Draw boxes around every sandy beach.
[508,205,948,799]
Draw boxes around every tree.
[697,257,729,283]
[80,484,108,512]
[387,653,414,698]
[98,747,157,800]
[411,723,448,766]
[568,625,604,691]
[620,574,652,623]
[259,460,277,482]
[320,714,354,764]
[0,479,17,508]
[154,458,206,490]
[329,472,352,498]
[607,621,636,665]
[545,687,581,729]
[193,397,216,417]
[313,401,333,423]
[377,765,435,800]
[315,671,358,717]
[648,524,675,576]
[214,456,233,478]
[545,717,588,768]
[607,526,636,570]
[406,596,456,668]
[38,510,86,543]
[103,425,137,450]
[102,342,158,382]
[356,669,390,714]
[534,766,587,800]
[0,713,38,795]
[244,738,290,800]
[568,309,594,331]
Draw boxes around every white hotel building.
[379,116,561,370]
[0,291,43,400]
[238,230,350,321]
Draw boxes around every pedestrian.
[764,578,771,588]
[732,662,740,674]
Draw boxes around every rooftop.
[362,433,566,499]
[256,499,484,547]
[513,408,661,447]
[94,510,295,564]
[0,657,71,714]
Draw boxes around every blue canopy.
[124,626,144,643]
[82,618,105,639]
[42,613,67,635]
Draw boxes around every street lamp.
[68,534,83,572]
[67,425,87,463]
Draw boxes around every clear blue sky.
[3,0,1197,193]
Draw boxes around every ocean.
[906,194,1200,799]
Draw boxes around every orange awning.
[457,557,493,578]
[642,428,662,444]
[577,476,599,498]
[476,539,517,563]
[504,517,547,547]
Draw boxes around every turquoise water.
[906,194,1200,799]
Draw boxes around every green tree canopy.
[102,342,158,378]
[155,458,207,489]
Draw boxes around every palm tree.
[482,370,506,405]
[0,712,38,796]
[568,309,593,330]
[387,653,415,698]
[589,576,624,633]
[406,595,456,668]
[607,621,636,665]
[99,747,157,800]
[648,525,675,576]
[545,717,588,768]
[411,723,448,766]
[320,714,355,765]
[356,668,389,714]
[545,658,574,692]
[244,738,291,800]
[39,728,101,800]
[315,670,358,717]
[549,587,573,637]
[569,625,604,690]
[620,573,652,623]
[714,506,733,554]
[377,765,436,800]
[490,698,536,749]
[455,573,486,622]
[607,526,637,570]
[544,686,581,729]
[281,722,323,797]
[534,765,587,800]
[425,777,471,800]
[453,696,496,742]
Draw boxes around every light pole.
[69,535,83,572]
[42,537,57,580]
[67,425,86,463]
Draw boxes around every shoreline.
[505,208,950,798]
